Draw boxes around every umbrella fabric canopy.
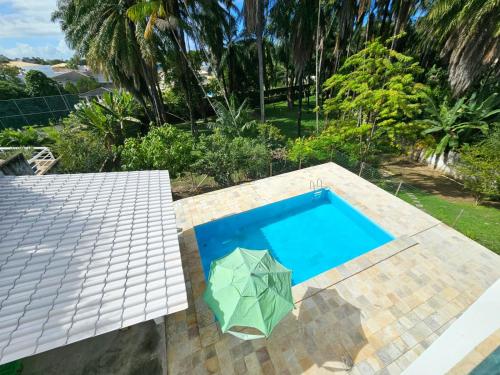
[203,248,294,340]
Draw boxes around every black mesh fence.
[0,94,81,129]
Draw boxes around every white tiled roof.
[0,171,187,365]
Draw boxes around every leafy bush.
[121,125,196,178]
[193,130,270,187]
[253,122,286,149]
[457,130,500,203]
[51,126,114,173]
[0,127,48,146]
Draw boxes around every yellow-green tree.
[323,38,426,160]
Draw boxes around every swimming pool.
[195,188,394,285]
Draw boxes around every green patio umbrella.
[203,248,294,340]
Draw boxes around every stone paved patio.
[169,163,500,374]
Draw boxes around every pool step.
[312,190,323,200]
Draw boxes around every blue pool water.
[195,189,394,285]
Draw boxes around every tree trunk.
[286,68,294,110]
[391,0,412,51]
[256,11,265,122]
[315,0,321,133]
[297,73,303,138]
[379,0,391,38]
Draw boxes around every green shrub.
[0,127,48,146]
[193,131,270,187]
[121,125,196,178]
[254,122,286,149]
[52,126,113,173]
[457,130,500,203]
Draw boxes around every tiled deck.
[169,163,500,374]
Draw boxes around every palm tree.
[421,0,500,95]
[52,0,166,125]
[244,0,266,122]
[126,0,202,133]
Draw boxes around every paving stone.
[167,164,500,374]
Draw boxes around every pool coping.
[290,235,419,303]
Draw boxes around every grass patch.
[263,98,324,139]
[399,189,500,254]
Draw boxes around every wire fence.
[0,94,81,130]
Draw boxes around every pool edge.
[291,235,419,303]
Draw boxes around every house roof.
[79,87,113,98]
[0,171,187,365]
[52,70,91,82]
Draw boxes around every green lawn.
[399,189,500,254]
[263,98,323,139]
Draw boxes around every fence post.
[269,161,273,177]
[452,209,464,227]
[395,181,403,196]
[358,162,365,176]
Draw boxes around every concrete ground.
[171,162,500,374]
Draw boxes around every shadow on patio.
[167,278,369,374]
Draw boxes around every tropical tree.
[127,0,215,133]
[268,1,294,108]
[53,0,166,124]
[290,0,317,137]
[69,90,142,149]
[244,0,266,122]
[420,0,500,95]
[323,38,426,159]
[208,97,256,137]
[24,71,62,97]
[421,92,500,154]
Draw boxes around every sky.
[0,0,73,60]
[0,0,247,61]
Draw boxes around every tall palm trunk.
[244,0,266,121]
[315,0,321,133]
[256,1,265,122]
[128,19,166,125]
[391,0,412,50]
[166,0,198,134]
